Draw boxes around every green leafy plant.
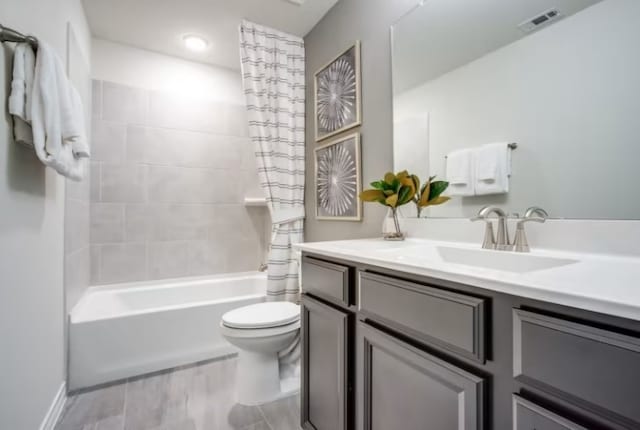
[411,175,450,218]
[359,170,417,209]
[359,170,417,239]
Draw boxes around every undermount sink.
[373,243,579,273]
[435,246,578,273]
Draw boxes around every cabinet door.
[513,396,588,430]
[301,294,352,430]
[357,322,485,430]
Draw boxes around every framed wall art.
[314,41,362,141]
[315,132,362,221]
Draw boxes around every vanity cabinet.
[300,267,354,430]
[300,252,640,430]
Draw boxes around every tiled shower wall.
[65,171,91,309]
[90,80,268,285]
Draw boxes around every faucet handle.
[471,216,496,249]
[524,206,548,219]
[514,207,548,252]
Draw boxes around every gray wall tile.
[91,162,101,202]
[98,243,147,284]
[101,164,147,203]
[92,120,126,163]
[126,126,243,169]
[225,104,249,137]
[89,80,268,284]
[124,125,146,163]
[92,80,102,119]
[90,245,101,285]
[102,82,148,125]
[148,241,190,280]
[148,92,228,134]
[187,241,227,276]
[91,203,125,243]
[147,167,241,204]
[141,204,211,242]
[123,204,148,242]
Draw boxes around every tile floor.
[55,355,302,430]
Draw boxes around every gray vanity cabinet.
[301,251,640,430]
[301,294,352,430]
[356,322,485,430]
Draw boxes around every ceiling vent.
[518,8,563,33]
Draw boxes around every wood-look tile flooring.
[55,355,302,430]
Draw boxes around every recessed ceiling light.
[183,34,209,52]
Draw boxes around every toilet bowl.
[220,301,300,405]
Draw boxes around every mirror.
[392,0,640,219]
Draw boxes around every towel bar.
[444,142,517,159]
[0,24,38,47]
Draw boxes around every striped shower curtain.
[239,20,305,303]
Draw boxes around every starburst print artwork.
[315,134,361,220]
[317,57,356,133]
[314,42,361,141]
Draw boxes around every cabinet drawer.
[357,322,485,430]
[513,396,588,430]
[358,272,486,362]
[513,309,640,427]
[301,256,351,306]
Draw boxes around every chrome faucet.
[471,206,511,250]
[513,207,548,253]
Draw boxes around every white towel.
[30,41,88,181]
[475,143,511,195]
[445,148,475,196]
[68,86,91,159]
[8,43,36,147]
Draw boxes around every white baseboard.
[39,382,67,430]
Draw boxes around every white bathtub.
[69,272,266,390]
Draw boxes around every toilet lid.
[222,302,300,329]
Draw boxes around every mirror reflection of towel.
[475,143,511,195]
[446,148,475,196]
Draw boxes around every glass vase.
[382,207,405,241]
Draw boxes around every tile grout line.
[121,378,129,430]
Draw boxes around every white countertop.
[294,238,640,322]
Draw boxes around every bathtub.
[68,272,266,390]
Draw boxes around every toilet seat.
[219,319,300,339]
[222,302,300,329]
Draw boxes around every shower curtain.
[239,20,305,303]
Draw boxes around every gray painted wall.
[303,0,418,242]
[0,0,91,428]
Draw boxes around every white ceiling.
[392,0,602,94]
[82,0,339,70]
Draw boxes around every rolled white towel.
[8,43,36,147]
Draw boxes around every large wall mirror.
[391,0,640,219]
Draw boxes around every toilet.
[220,301,301,405]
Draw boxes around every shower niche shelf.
[244,197,268,207]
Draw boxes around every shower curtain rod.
[0,24,38,47]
